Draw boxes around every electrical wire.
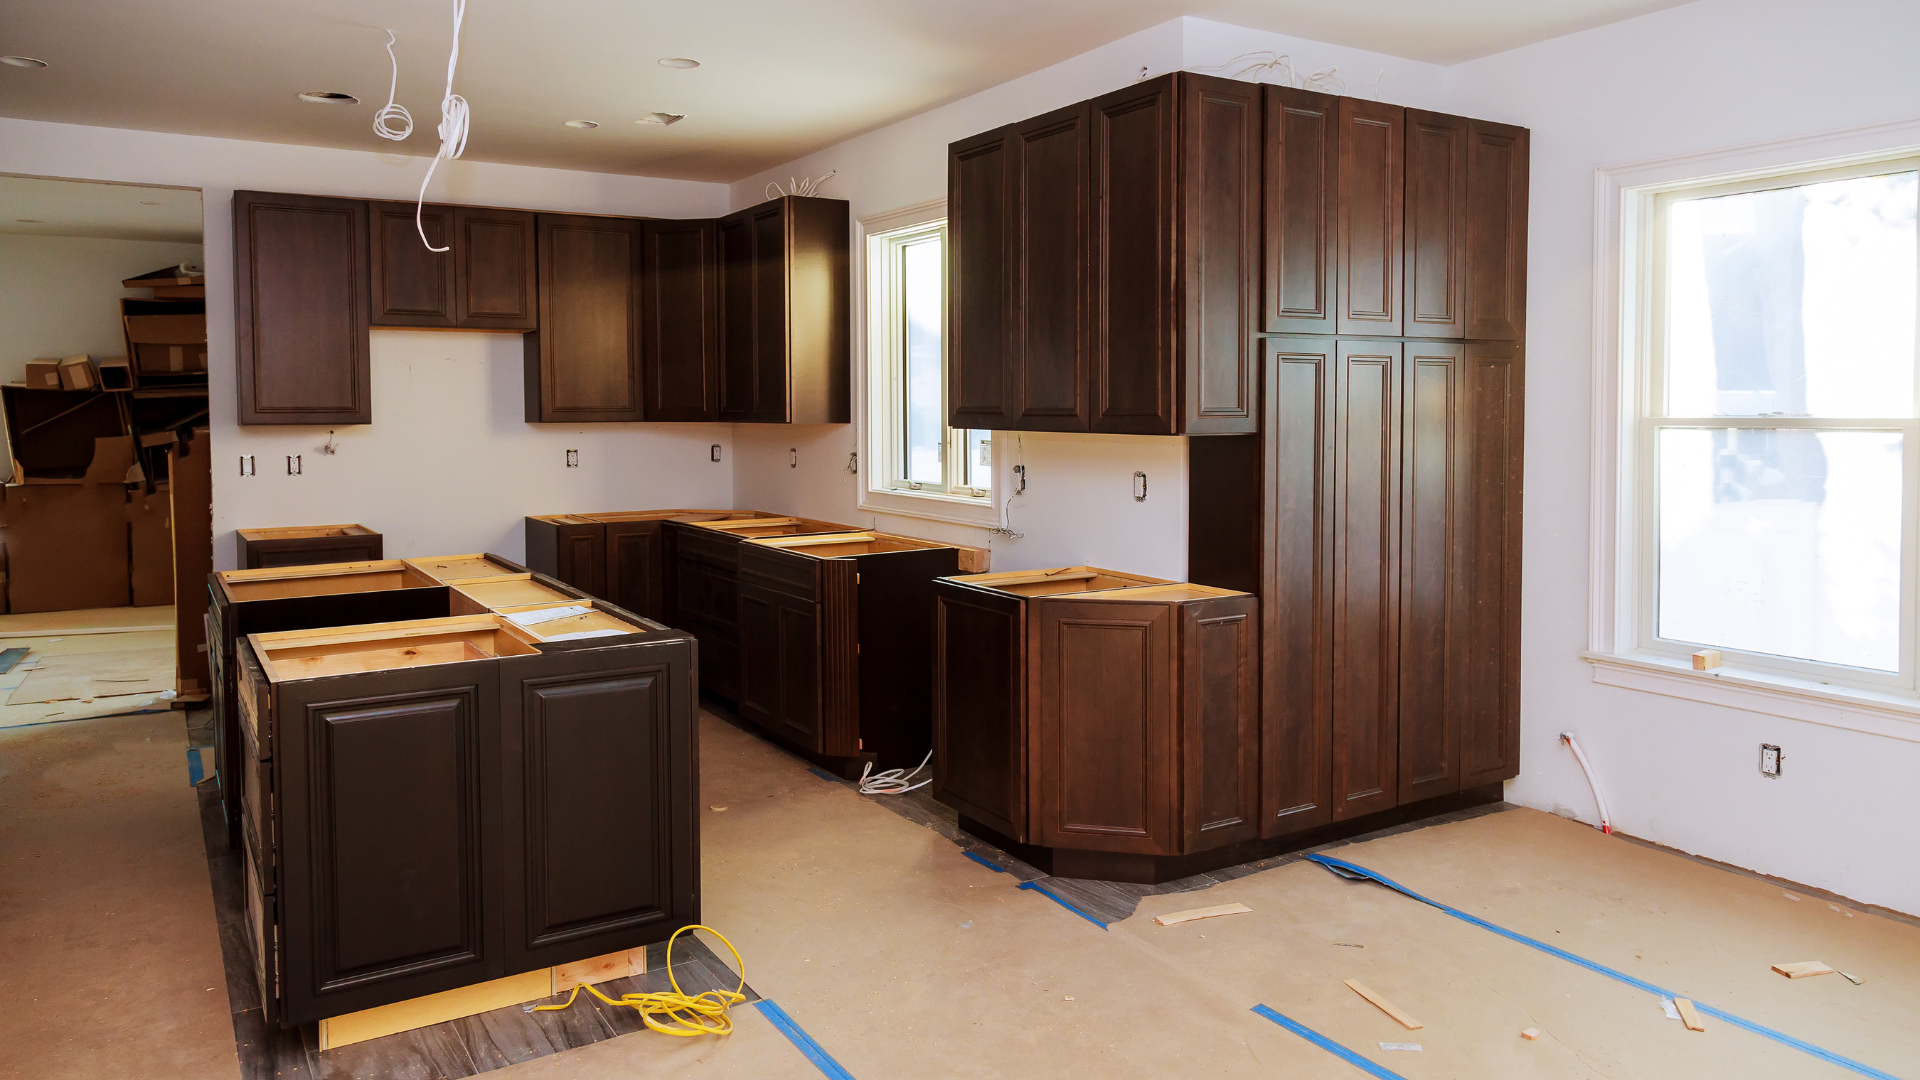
[858,749,932,795]
[1560,732,1613,834]
[530,924,747,1037]
[372,31,414,142]
[414,0,470,252]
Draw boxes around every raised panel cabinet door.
[1335,100,1405,336]
[1462,342,1523,784]
[233,191,371,425]
[498,641,697,972]
[1398,343,1466,804]
[1331,340,1400,820]
[1089,75,1179,436]
[455,207,538,330]
[369,201,456,327]
[932,582,1026,841]
[948,126,1019,429]
[1011,104,1092,431]
[783,197,851,426]
[750,202,793,422]
[1262,336,1336,837]
[736,580,782,731]
[1403,111,1469,339]
[640,218,720,422]
[1030,595,1178,855]
[604,520,667,620]
[1263,86,1339,335]
[1180,73,1261,435]
[776,588,827,752]
[716,209,759,421]
[525,214,644,423]
[1464,121,1530,341]
[558,528,606,598]
[1178,594,1259,852]
[275,667,503,1024]
[672,558,740,700]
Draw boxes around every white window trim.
[1588,115,1920,739]
[854,198,1003,529]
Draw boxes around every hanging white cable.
[1560,732,1613,835]
[858,750,932,796]
[414,0,470,252]
[372,30,414,142]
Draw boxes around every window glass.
[1665,171,1918,418]
[902,235,944,485]
[1657,427,1902,670]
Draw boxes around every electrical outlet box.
[239,455,255,476]
[285,455,301,476]
[565,449,579,468]
[710,444,722,463]
[1760,743,1783,779]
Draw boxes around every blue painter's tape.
[186,746,204,787]
[754,1000,856,1080]
[1016,880,1107,929]
[963,850,1007,873]
[1250,1005,1408,1080]
[807,767,841,783]
[1305,853,1905,1080]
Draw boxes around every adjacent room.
[1,2,1915,1078]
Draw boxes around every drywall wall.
[0,117,734,566]
[725,18,1452,580]
[1447,0,1920,914]
[0,234,205,382]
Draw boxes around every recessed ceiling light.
[563,120,599,130]
[636,112,685,127]
[657,58,699,69]
[297,91,359,105]
[1,56,48,68]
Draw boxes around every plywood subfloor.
[0,607,176,728]
[0,710,238,1080]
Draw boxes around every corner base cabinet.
[238,608,697,1028]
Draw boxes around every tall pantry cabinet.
[1177,82,1526,840]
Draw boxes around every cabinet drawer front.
[737,544,818,602]
[672,526,738,571]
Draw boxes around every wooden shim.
[1152,902,1252,927]
[1673,997,1706,1031]
[1772,961,1835,979]
[553,947,649,994]
[751,533,877,548]
[318,967,552,1050]
[1520,1028,1542,1041]
[1344,979,1424,1030]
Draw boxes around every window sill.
[1582,651,1920,744]
[857,485,1001,530]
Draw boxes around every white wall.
[0,117,734,566]
[724,20,1452,580]
[1445,0,1920,915]
[0,234,206,382]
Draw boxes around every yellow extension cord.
[531,924,747,1037]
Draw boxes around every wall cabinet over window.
[948,73,1261,436]
[717,196,851,424]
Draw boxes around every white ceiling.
[0,0,1688,184]
[0,174,204,241]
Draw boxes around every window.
[862,204,995,521]
[1632,160,1919,691]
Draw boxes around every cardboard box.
[128,485,174,606]
[1,387,127,483]
[97,356,134,391]
[124,313,208,375]
[23,360,63,389]
[57,355,99,391]
[133,341,209,374]
[0,483,132,613]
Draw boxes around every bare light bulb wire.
[414,0,470,252]
[372,31,414,142]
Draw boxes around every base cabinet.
[242,610,697,1028]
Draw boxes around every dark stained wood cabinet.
[1263,87,1338,335]
[525,214,645,423]
[717,197,850,425]
[1398,342,1468,805]
[1464,122,1530,342]
[1335,99,1405,337]
[1331,339,1401,821]
[641,219,721,422]
[453,207,538,330]
[525,509,741,621]
[947,72,1258,436]
[240,606,696,1027]
[233,191,371,425]
[736,532,962,769]
[524,514,607,599]
[369,201,457,327]
[370,202,537,329]
[236,524,383,569]
[1462,341,1523,783]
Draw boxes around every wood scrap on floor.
[1521,1027,1542,1040]
[1674,997,1706,1031]
[1343,979,1423,1030]
[1772,961,1835,979]
[1152,902,1252,927]
[7,646,173,704]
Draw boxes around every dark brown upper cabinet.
[1263,87,1338,335]
[717,196,850,425]
[948,72,1259,437]
[1464,121,1529,342]
[1336,99,1405,337]
[453,207,538,330]
[370,204,536,330]
[640,218,720,422]
[1403,111,1469,339]
[524,214,645,423]
[233,191,372,425]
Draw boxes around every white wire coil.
[858,750,932,796]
